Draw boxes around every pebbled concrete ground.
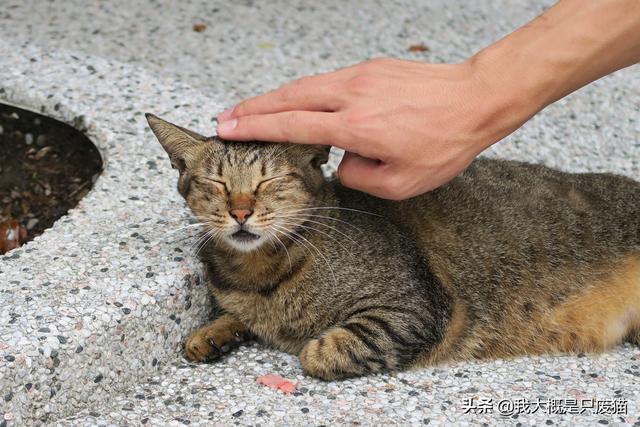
[1,1,639,426]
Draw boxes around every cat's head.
[146,114,329,252]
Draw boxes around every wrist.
[468,0,640,137]
[469,43,552,116]
[459,49,546,154]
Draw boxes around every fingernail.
[216,118,237,134]
[218,106,235,121]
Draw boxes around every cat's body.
[147,114,640,380]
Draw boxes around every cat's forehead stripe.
[200,143,297,178]
[246,153,259,165]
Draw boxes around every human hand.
[216,1,640,200]
[216,57,538,199]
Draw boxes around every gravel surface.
[0,1,638,426]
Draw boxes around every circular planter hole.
[0,103,102,254]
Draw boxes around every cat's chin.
[224,231,265,253]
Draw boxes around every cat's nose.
[230,209,253,224]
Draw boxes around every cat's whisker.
[189,214,215,223]
[253,225,278,252]
[164,226,205,239]
[164,222,208,237]
[164,231,205,245]
[272,224,338,288]
[188,231,211,255]
[272,207,367,232]
[276,220,354,255]
[264,228,292,272]
[263,230,278,251]
[276,215,358,243]
[275,206,372,228]
[292,231,339,289]
[194,228,223,257]
[156,222,210,247]
[271,224,316,263]
[189,225,220,255]
[190,214,228,225]
[280,206,382,217]
[273,213,363,234]
[256,242,268,261]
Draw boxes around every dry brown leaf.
[408,43,430,53]
[0,220,27,255]
[193,23,207,33]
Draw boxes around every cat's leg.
[299,315,431,380]
[185,313,248,362]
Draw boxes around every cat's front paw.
[185,327,227,362]
[300,339,335,380]
[184,315,247,363]
[299,334,366,381]
[300,325,394,380]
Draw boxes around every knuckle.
[284,110,298,127]
[314,119,339,146]
[280,111,298,141]
[337,165,351,185]
[342,111,368,128]
[235,117,259,140]
[277,85,296,104]
[338,174,357,191]
[279,76,309,100]
[337,159,358,186]
[381,176,406,200]
[346,74,377,93]
[232,101,248,116]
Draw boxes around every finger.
[337,152,388,195]
[217,111,353,148]
[219,63,370,121]
[338,153,410,200]
[223,75,348,121]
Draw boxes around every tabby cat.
[146,113,640,380]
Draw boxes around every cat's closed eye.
[194,177,228,194]
[257,173,299,190]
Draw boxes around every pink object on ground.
[256,374,297,394]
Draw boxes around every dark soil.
[0,103,102,253]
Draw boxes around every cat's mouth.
[230,229,261,243]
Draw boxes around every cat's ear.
[145,113,208,172]
[310,145,331,168]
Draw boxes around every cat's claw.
[200,338,233,362]
[184,331,221,362]
[204,338,223,362]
